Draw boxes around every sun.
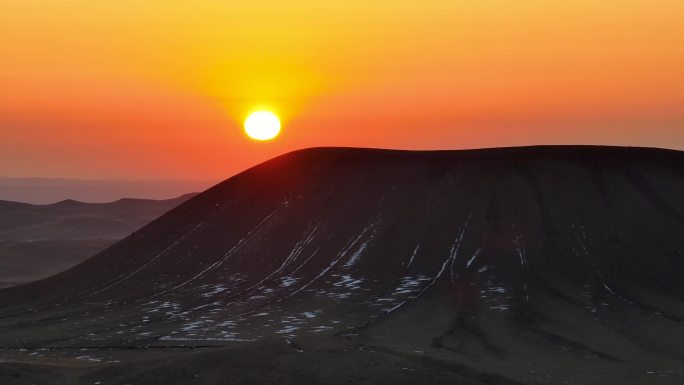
[244,111,281,141]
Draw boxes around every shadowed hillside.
[1,146,683,385]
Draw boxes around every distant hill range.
[0,177,213,204]
[0,194,196,287]
[1,146,683,384]
[0,193,197,241]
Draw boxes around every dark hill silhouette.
[1,146,683,384]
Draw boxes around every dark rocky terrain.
[0,194,195,287]
[1,146,683,384]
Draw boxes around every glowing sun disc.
[244,111,281,141]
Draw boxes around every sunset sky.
[2,0,683,182]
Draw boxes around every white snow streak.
[342,222,377,268]
[236,222,321,295]
[280,276,300,288]
[513,234,527,267]
[448,214,471,282]
[466,248,482,269]
[407,244,420,267]
[275,219,379,304]
[570,224,635,306]
[386,215,471,315]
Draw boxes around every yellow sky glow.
[1,1,683,179]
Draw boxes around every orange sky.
[1,0,683,181]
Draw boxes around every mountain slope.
[1,146,683,384]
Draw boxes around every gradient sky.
[1,0,683,181]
